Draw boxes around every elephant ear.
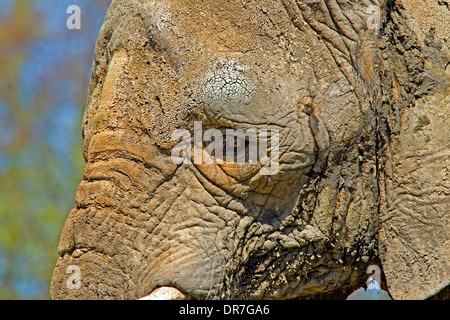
[377,0,450,300]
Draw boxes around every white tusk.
[139,287,187,300]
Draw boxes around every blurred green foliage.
[0,0,111,299]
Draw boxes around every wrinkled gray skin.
[51,0,449,300]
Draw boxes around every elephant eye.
[223,137,241,153]
[222,136,249,162]
[201,127,252,163]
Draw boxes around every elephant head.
[51,0,449,300]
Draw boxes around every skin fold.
[51,0,449,299]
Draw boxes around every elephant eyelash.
[222,136,247,153]
[202,131,251,162]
